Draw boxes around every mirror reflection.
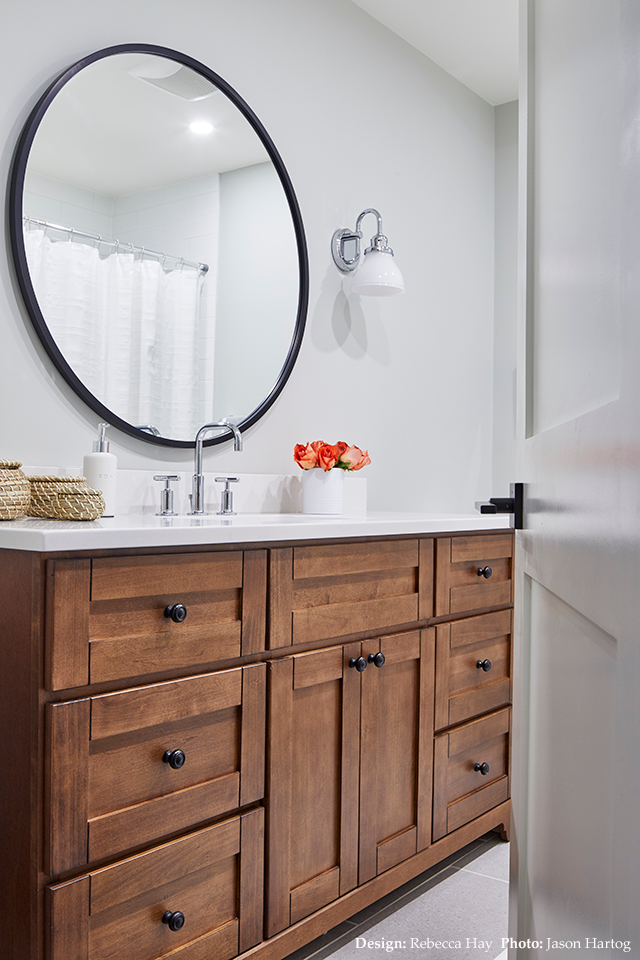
[20,51,301,442]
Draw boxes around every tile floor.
[287,833,509,960]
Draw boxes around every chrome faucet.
[188,420,243,515]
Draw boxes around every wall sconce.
[331,208,404,296]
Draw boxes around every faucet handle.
[154,474,180,516]
[215,476,240,516]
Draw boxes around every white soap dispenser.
[83,423,117,517]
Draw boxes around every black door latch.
[475,482,523,529]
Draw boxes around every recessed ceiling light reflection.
[189,121,214,135]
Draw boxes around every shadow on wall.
[311,269,390,364]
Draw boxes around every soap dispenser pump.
[83,423,117,517]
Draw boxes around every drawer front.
[45,550,267,689]
[432,707,510,841]
[47,808,264,960]
[268,538,434,649]
[46,664,265,874]
[435,534,513,618]
[434,609,512,729]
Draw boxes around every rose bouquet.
[294,440,371,472]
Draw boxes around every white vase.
[302,467,344,515]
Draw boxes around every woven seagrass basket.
[0,460,30,520]
[27,476,105,521]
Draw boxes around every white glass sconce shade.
[350,248,404,296]
[331,208,404,297]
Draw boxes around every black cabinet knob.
[164,603,187,623]
[348,656,368,672]
[476,659,492,672]
[367,652,386,668]
[474,762,490,776]
[163,749,186,769]
[477,566,493,579]
[162,910,185,932]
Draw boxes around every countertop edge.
[0,513,512,552]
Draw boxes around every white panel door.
[512,2,640,958]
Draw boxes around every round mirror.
[9,44,308,447]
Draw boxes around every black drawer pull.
[163,749,186,769]
[162,910,185,932]
[164,603,187,623]
[476,659,492,672]
[349,656,367,672]
[368,652,386,668]
[477,566,493,579]
[474,762,490,776]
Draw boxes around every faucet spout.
[189,420,243,515]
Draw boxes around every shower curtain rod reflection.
[22,216,209,275]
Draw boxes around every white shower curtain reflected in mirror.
[24,228,203,439]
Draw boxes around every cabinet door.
[45,550,267,689]
[46,663,265,874]
[358,631,434,883]
[434,609,512,730]
[435,535,513,618]
[268,539,433,650]
[433,707,510,841]
[47,808,264,960]
[266,644,361,936]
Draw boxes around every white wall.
[0,0,498,513]
[493,101,518,496]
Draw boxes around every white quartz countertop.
[0,512,511,552]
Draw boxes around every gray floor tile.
[287,836,509,960]
[455,838,510,883]
[328,868,508,960]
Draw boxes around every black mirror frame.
[8,43,309,448]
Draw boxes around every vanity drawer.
[434,609,512,730]
[432,707,510,841]
[46,663,265,874]
[434,534,513,618]
[47,807,264,960]
[45,550,267,689]
[268,538,434,649]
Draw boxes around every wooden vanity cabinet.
[0,528,513,960]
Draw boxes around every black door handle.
[475,482,523,529]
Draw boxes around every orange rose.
[339,445,371,471]
[294,443,318,470]
[334,441,349,460]
[315,442,338,471]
